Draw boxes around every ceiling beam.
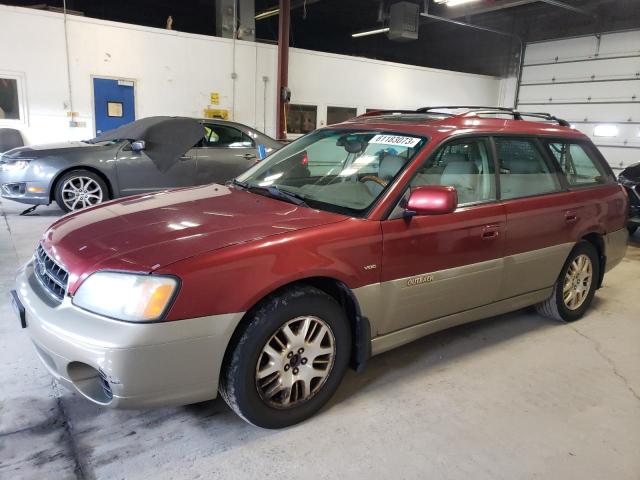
[433,0,596,20]
[537,0,598,18]
[437,0,540,19]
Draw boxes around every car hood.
[41,184,347,293]
[2,141,113,159]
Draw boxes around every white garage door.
[517,30,640,172]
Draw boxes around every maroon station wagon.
[12,107,628,428]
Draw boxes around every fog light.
[2,182,26,195]
[27,186,45,193]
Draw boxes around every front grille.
[34,244,69,302]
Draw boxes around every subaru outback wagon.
[12,107,628,428]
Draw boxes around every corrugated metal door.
[516,30,640,172]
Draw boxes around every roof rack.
[416,106,514,113]
[415,106,571,127]
[358,109,452,118]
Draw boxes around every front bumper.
[15,262,244,408]
[1,180,50,205]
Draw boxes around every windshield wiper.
[228,178,248,189]
[246,184,309,207]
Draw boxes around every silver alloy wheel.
[61,176,103,211]
[563,253,593,310]
[256,316,336,409]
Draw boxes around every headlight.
[0,159,31,172]
[72,272,179,322]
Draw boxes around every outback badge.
[407,274,433,286]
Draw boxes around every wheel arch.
[222,276,371,375]
[580,232,605,288]
[49,166,114,202]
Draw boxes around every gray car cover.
[90,116,205,172]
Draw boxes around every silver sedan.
[0,117,281,212]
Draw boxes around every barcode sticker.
[369,134,421,148]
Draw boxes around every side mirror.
[130,140,146,152]
[405,185,457,216]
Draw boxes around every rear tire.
[54,169,109,213]
[219,286,351,428]
[535,241,600,322]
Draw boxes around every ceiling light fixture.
[433,0,480,6]
[255,8,279,20]
[351,27,390,38]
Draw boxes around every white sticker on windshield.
[369,134,421,148]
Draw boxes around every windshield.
[236,129,427,216]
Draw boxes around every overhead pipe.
[62,0,75,125]
[231,0,238,120]
[421,0,525,108]
[276,0,290,140]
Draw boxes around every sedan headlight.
[72,272,179,322]
[0,159,32,172]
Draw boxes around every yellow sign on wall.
[203,108,229,120]
[210,92,220,105]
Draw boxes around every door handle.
[179,155,193,161]
[236,153,256,159]
[565,211,578,224]
[481,225,501,240]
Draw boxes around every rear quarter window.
[545,141,613,187]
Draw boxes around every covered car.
[0,116,281,212]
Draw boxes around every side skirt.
[370,287,552,356]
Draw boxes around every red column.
[276,0,290,141]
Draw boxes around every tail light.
[301,151,309,166]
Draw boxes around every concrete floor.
[0,198,639,480]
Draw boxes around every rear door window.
[546,141,611,187]
[494,137,562,200]
[202,124,254,148]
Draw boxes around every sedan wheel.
[54,170,109,213]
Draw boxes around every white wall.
[288,49,501,128]
[517,30,640,170]
[0,4,501,146]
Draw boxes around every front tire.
[54,169,109,213]
[535,241,600,322]
[219,286,351,428]
[628,225,638,236]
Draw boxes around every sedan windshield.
[236,129,427,216]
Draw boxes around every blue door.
[93,78,135,135]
